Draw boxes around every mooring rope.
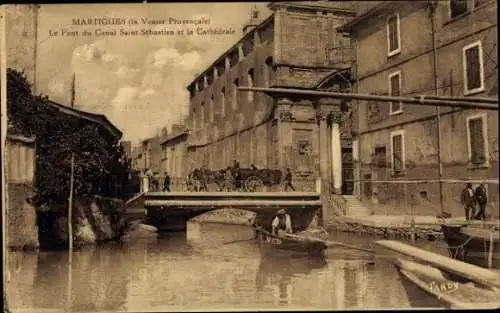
[446,236,473,259]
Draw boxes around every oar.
[326,240,375,254]
[285,233,375,254]
[223,238,255,245]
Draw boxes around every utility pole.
[430,2,445,214]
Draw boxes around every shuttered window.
[391,132,404,173]
[220,88,226,117]
[450,0,469,18]
[387,14,400,55]
[463,42,483,93]
[389,72,403,114]
[374,146,387,168]
[474,0,490,8]
[233,79,239,110]
[468,116,486,164]
[264,57,273,87]
[247,69,254,102]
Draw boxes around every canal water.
[6,223,449,312]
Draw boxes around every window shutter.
[451,0,469,18]
[390,74,402,112]
[466,46,480,90]
[469,118,485,163]
[392,135,403,172]
[388,16,398,52]
[221,88,226,116]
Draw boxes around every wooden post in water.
[488,228,494,269]
[410,184,416,243]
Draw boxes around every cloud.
[60,40,201,142]
[112,86,139,108]
[40,3,273,143]
[47,78,67,99]
[72,40,106,62]
[116,66,140,80]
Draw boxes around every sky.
[35,3,271,144]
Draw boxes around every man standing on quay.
[474,183,488,220]
[460,183,476,220]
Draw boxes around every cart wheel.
[245,176,264,192]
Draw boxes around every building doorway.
[341,147,354,195]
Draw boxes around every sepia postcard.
[1,1,499,312]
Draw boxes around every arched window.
[264,57,273,87]
[247,69,254,102]
[192,106,197,129]
[220,87,226,117]
[233,78,239,110]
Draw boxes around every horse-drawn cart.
[187,166,283,192]
[239,168,282,192]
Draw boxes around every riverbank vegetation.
[7,68,134,250]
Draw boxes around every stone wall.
[329,218,445,242]
[6,183,39,250]
[38,196,127,249]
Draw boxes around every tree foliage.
[7,68,133,209]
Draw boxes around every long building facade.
[184,1,358,192]
[339,0,498,217]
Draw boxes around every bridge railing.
[151,177,319,193]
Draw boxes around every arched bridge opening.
[142,191,323,232]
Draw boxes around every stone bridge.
[134,191,323,231]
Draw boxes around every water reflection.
[7,223,439,312]
[38,246,128,311]
[256,251,327,305]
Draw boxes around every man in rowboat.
[272,209,293,237]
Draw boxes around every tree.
[7,68,131,210]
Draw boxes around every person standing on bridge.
[199,165,209,191]
[232,160,242,191]
[283,168,295,191]
[224,166,234,191]
[272,209,293,236]
[163,171,171,192]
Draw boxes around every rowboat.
[396,258,500,309]
[254,227,328,256]
[441,222,500,269]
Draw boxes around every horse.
[187,168,226,191]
